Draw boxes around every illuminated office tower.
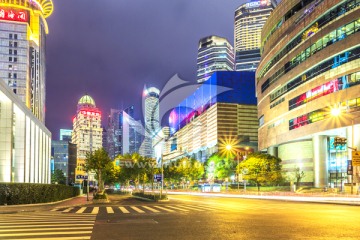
[71,94,102,183]
[0,0,54,122]
[140,86,160,157]
[234,0,275,71]
[197,36,234,83]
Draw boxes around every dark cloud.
[46,0,245,139]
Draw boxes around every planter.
[93,198,109,203]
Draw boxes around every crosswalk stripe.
[106,207,114,214]
[0,231,93,237]
[0,223,94,228]
[165,205,189,212]
[178,205,205,211]
[63,207,74,213]
[119,207,130,213]
[0,221,95,225]
[153,206,175,212]
[142,206,160,213]
[189,205,220,211]
[92,207,99,214]
[130,206,145,213]
[76,207,87,214]
[9,237,91,240]
[0,226,93,232]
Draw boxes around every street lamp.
[226,145,240,191]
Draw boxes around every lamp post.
[226,145,240,191]
[160,153,164,200]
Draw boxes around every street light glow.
[226,145,232,151]
[331,107,341,117]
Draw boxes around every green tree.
[205,154,234,182]
[84,148,112,192]
[294,167,305,187]
[237,153,282,192]
[51,169,66,185]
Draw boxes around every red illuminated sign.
[0,8,29,23]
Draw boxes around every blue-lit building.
[162,71,258,162]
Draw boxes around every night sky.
[46,0,245,140]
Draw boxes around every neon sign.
[0,8,29,23]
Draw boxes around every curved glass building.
[0,0,54,122]
[256,0,360,188]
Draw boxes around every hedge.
[132,191,167,201]
[0,183,80,205]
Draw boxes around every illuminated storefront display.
[289,71,360,110]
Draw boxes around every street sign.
[154,174,162,182]
[347,160,353,175]
[352,151,360,166]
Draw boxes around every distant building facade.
[234,0,275,71]
[197,36,235,83]
[60,129,72,142]
[71,95,102,183]
[164,72,258,162]
[140,86,160,157]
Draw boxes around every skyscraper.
[140,86,160,157]
[234,0,276,71]
[71,94,102,183]
[0,0,54,122]
[197,36,235,83]
[60,129,72,142]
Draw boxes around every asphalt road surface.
[1,194,359,240]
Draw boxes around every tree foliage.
[84,148,112,192]
[51,169,66,185]
[237,153,282,191]
[205,154,234,182]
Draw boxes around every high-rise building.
[105,108,121,159]
[0,0,54,122]
[256,0,360,188]
[164,71,258,163]
[105,106,142,158]
[234,0,276,71]
[51,140,69,183]
[197,36,235,83]
[140,86,160,157]
[71,94,102,183]
[60,129,72,142]
[0,78,51,183]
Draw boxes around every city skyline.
[45,0,245,139]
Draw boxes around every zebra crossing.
[51,204,223,215]
[0,212,96,239]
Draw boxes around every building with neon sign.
[71,94,103,183]
[197,36,235,83]
[256,0,360,188]
[0,76,51,183]
[163,71,258,162]
[234,0,276,71]
[0,0,54,123]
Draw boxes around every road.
[0,194,359,239]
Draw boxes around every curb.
[131,195,155,202]
[0,195,83,208]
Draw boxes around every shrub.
[93,192,108,200]
[0,183,80,205]
[132,191,167,201]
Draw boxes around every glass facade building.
[197,36,235,83]
[234,0,275,71]
[0,0,54,122]
[0,77,51,183]
[256,0,360,189]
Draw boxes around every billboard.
[0,8,29,23]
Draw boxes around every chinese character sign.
[0,8,29,23]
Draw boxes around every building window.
[9,33,13,39]
[9,49,12,55]
[9,57,12,62]
[9,41,13,47]
[14,42,18,48]
[14,34,17,40]
[14,50,17,55]
[14,58,17,62]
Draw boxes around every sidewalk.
[0,194,93,214]
[166,190,360,205]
